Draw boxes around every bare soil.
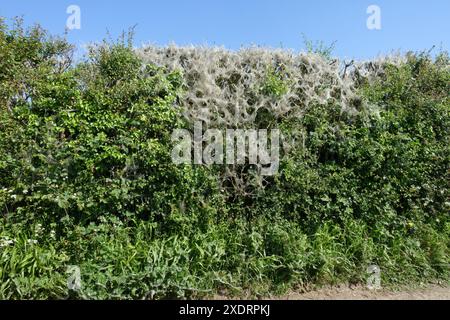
[278,284,450,300]
[212,283,450,300]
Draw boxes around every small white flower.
[27,239,38,245]
[0,237,14,248]
[34,224,44,236]
[50,230,56,240]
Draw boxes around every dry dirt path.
[212,284,450,300]
[278,284,450,300]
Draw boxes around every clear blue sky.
[1,0,449,59]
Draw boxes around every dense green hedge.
[0,20,449,299]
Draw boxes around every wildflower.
[34,224,44,237]
[0,237,14,248]
[27,239,38,245]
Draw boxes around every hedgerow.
[0,19,449,299]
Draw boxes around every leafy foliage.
[0,19,449,299]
